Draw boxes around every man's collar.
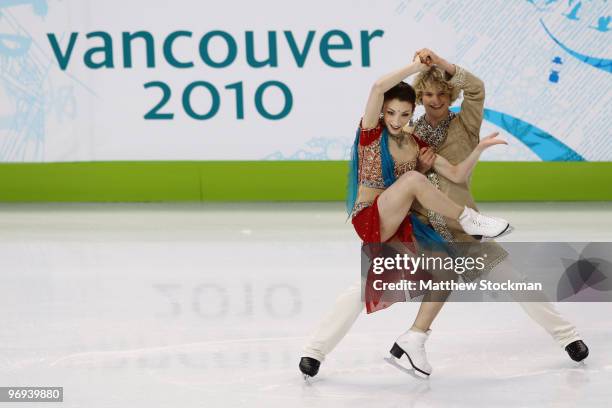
[422,111,453,130]
[414,111,456,148]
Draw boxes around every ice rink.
[1,202,611,407]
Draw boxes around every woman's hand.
[477,132,507,152]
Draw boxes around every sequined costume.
[351,119,427,244]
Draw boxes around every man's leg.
[516,301,581,347]
[490,257,588,361]
[300,280,364,376]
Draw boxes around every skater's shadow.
[301,371,431,407]
[300,360,431,406]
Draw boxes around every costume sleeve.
[447,66,485,148]
[358,118,383,146]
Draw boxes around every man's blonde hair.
[413,67,460,105]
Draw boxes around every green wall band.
[0,161,610,202]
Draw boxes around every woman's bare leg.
[377,171,464,241]
[411,270,456,332]
[411,301,445,332]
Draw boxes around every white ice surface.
[0,202,611,407]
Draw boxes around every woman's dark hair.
[383,81,416,106]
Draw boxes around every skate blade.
[492,224,514,239]
[479,224,514,242]
[302,374,318,385]
[384,357,428,380]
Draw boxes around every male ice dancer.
[299,49,588,378]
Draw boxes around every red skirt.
[352,195,413,243]
[352,196,430,313]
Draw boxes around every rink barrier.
[0,161,610,201]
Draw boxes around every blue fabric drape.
[346,127,396,215]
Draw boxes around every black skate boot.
[565,340,589,362]
[299,357,320,378]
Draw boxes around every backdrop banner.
[1,0,610,163]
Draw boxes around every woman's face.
[382,99,414,136]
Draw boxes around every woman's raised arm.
[361,57,427,129]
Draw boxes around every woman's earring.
[379,113,384,119]
[404,118,415,133]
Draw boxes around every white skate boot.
[458,206,511,239]
[389,329,432,377]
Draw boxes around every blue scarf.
[346,127,396,215]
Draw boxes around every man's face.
[422,82,451,122]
